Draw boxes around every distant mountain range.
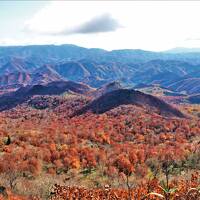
[2,44,200,64]
[0,44,200,95]
[165,47,200,54]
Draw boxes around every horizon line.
[1,43,200,53]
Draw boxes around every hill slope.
[0,81,92,111]
[76,89,185,118]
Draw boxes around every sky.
[1,1,200,51]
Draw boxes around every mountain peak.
[76,89,185,118]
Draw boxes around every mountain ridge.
[0,80,92,111]
[0,44,200,95]
[75,89,185,118]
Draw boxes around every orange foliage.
[0,98,199,199]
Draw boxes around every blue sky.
[0,1,48,37]
[1,1,200,51]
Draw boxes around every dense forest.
[0,94,199,199]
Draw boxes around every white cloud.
[3,1,200,51]
[24,1,123,35]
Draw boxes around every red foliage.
[0,97,199,198]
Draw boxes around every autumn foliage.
[49,173,200,200]
[0,96,199,199]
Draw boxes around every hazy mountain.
[168,78,200,94]
[2,44,200,65]
[0,72,31,88]
[53,61,90,81]
[166,47,200,54]
[187,94,200,104]
[0,65,64,91]
[131,59,198,84]
[32,65,64,84]
[0,57,38,75]
[133,83,185,97]
[0,44,200,94]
